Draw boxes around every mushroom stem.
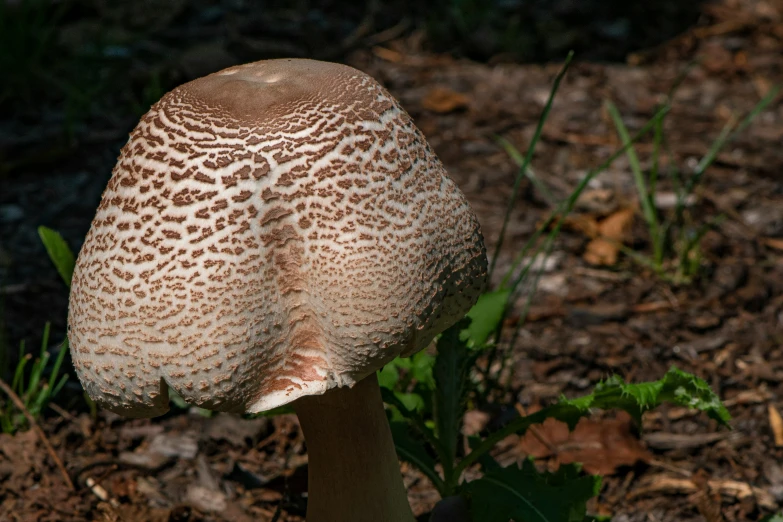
[294,373,415,522]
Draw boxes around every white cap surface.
[68,59,487,417]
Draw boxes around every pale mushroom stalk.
[69,59,487,522]
[294,374,414,522]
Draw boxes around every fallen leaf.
[599,207,635,241]
[421,86,470,113]
[583,207,635,266]
[768,404,783,447]
[516,411,651,475]
[563,215,600,238]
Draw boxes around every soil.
[1,0,783,520]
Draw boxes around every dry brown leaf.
[421,86,470,113]
[768,404,783,446]
[583,207,635,266]
[599,207,635,239]
[563,215,600,238]
[516,411,652,475]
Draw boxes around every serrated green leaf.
[761,514,783,522]
[462,460,601,522]
[37,226,75,287]
[381,386,445,466]
[560,366,731,425]
[389,421,445,494]
[463,289,510,349]
[434,319,473,476]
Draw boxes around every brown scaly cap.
[68,59,487,417]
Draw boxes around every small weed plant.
[379,53,775,521]
[0,227,73,433]
[605,81,780,283]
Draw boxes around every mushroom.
[68,59,487,521]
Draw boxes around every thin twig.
[0,377,75,490]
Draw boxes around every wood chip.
[630,475,776,510]
[768,404,783,447]
[371,46,404,62]
[763,237,783,251]
[421,86,470,113]
[643,431,731,450]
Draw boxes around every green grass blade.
[501,104,671,293]
[39,321,50,358]
[689,84,780,192]
[51,374,69,397]
[11,341,27,392]
[25,323,51,407]
[650,109,666,266]
[47,338,68,391]
[605,101,661,263]
[496,136,557,206]
[687,115,736,194]
[26,353,48,407]
[489,51,574,279]
[37,226,75,287]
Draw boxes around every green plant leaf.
[381,386,445,464]
[37,226,75,287]
[489,50,574,278]
[379,351,436,391]
[463,289,510,349]
[408,351,436,387]
[389,420,446,494]
[560,366,731,425]
[761,514,783,522]
[434,319,473,481]
[462,460,601,522]
[378,361,401,389]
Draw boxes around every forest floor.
[1,0,783,520]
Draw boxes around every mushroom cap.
[68,59,487,417]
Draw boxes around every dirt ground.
[1,0,783,520]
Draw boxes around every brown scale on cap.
[68,59,487,418]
